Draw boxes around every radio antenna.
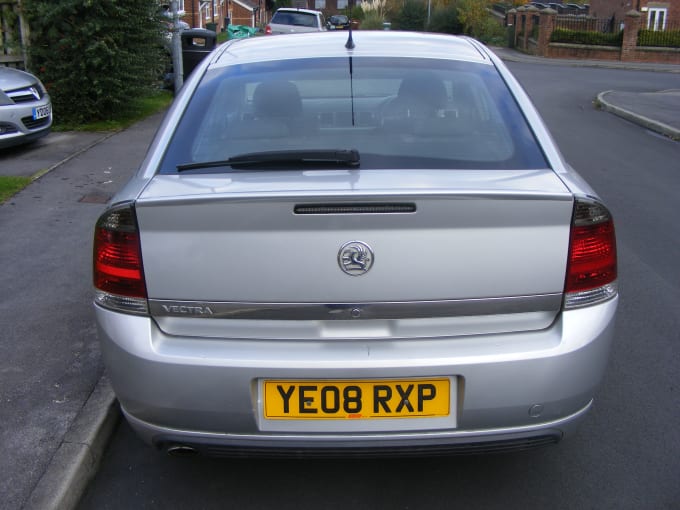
[345,0,355,49]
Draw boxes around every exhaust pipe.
[166,444,199,458]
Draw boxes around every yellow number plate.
[263,378,450,420]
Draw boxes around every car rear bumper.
[123,402,591,456]
[96,296,617,452]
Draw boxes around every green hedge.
[427,4,463,35]
[550,28,623,46]
[393,0,427,31]
[24,0,166,125]
[638,29,680,48]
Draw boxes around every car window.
[272,11,318,27]
[159,57,548,173]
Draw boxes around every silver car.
[0,67,52,149]
[265,8,326,35]
[94,32,618,456]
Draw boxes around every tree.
[428,3,463,34]
[394,0,427,31]
[23,0,165,124]
[456,0,490,36]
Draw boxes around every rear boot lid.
[135,169,573,337]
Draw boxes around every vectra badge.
[338,241,374,276]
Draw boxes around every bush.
[638,29,680,48]
[477,17,508,45]
[266,0,291,10]
[393,0,427,31]
[428,4,463,35]
[350,5,365,22]
[24,0,166,125]
[550,28,623,46]
[360,10,386,30]
[457,0,490,36]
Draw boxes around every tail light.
[93,203,148,315]
[265,24,272,35]
[564,197,617,309]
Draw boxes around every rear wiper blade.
[177,149,360,172]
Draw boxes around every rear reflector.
[93,203,148,315]
[564,198,617,309]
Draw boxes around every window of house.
[315,0,326,9]
[337,0,349,8]
[163,1,185,15]
[647,7,668,31]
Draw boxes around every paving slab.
[490,46,680,74]
[596,89,680,140]
[0,131,112,178]
[0,112,163,510]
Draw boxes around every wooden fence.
[0,0,27,68]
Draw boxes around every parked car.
[0,67,52,149]
[265,8,326,35]
[565,3,588,13]
[327,14,351,30]
[548,3,567,13]
[94,31,618,456]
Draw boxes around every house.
[163,0,360,30]
[588,0,680,30]
[286,0,359,16]
[165,0,261,30]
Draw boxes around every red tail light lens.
[93,204,148,314]
[564,198,617,308]
[265,25,272,35]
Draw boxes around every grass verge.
[54,90,174,132]
[0,176,32,203]
[1,90,173,204]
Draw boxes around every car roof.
[274,7,322,15]
[211,31,491,67]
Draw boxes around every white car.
[0,67,52,149]
[265,8,326,35]
[94,32,617,456]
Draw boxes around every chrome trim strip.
[148,294,562,320]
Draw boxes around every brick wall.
[508,8,680,64]
[590,0,680,26]
[231,0,255,26]
[548,43,623,60]
[589,0,632,26]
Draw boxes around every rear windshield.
[271,11,319,27]
[159,57,548,173]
